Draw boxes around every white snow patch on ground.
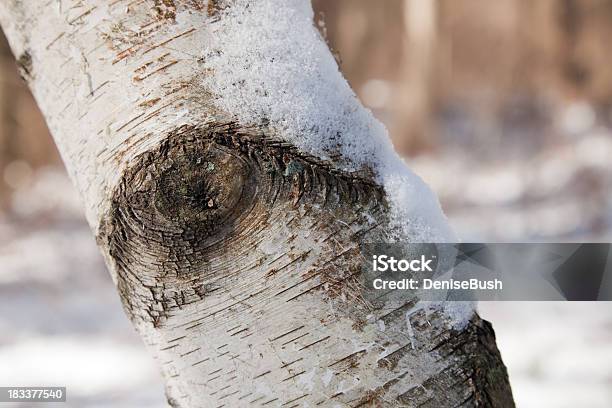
[479,302,612,408]
[201,0,454,243]
[0,338,157,395]
[0,170,166,408]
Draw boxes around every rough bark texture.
[0,1,514,407]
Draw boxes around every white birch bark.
[0,1,514,407]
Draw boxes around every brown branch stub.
[97,122,385,327]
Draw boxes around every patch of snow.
[443,301,475,331]
[321,369,334,387]
[297,368,317,391]
[0,338,159,396]
[201,0,454,243]
[558,101,596,135]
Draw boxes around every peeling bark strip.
[0,1,513,407]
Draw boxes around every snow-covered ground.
[0,169,165,407]
[479,302,612,408]
[412,122,612,242]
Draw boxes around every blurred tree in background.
[0,32,59,208]
[314,0,612,154]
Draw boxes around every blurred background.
[1,0,612,406]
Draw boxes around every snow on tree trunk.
[0,1,514,406]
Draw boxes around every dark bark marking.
[281,370,306,382]
[141,27,197,55]
[280,332,309,347]
[298,335,331,351]
[253,370,271,379]
[16,51,33,82]
[218,390,240,400]
[207,0,219,17]
[279,357,303,369]
[282,394,308,406]
[329,349,367,368]
[153,0,177,21]
[191,357,210,366]
[229,327,249,336]
[180,347,200,357]
[67,6,97,25]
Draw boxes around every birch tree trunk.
[0,1,514,406]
